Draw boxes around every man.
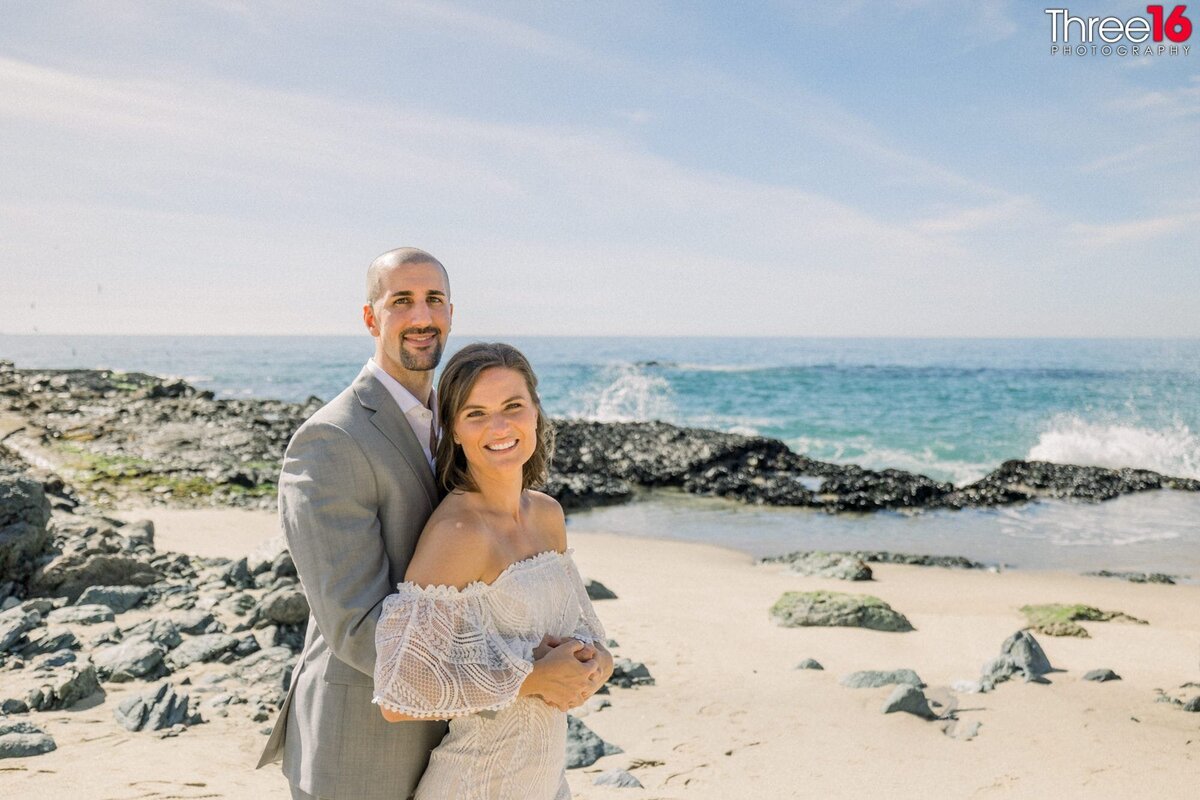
[258,248,598,799]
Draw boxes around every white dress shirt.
[366,359,437,470]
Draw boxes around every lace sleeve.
[564,555,607,645]
[372,583,535,719]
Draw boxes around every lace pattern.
[372,549,605,720]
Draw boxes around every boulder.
[93,635,167,682]
[565,714,622,768]
[257,587,309,626]
[881,684,937,718]
[122,618,183,649]
[0,474,53,583]
[166,633,239,669]
[0,720,56,759]
[114,682,198,732]
[770,591,913,632]
[21,662,101,710]
[0,608,40,652]
[18,627,79,657]
[47,604,115,625]
[76,585,146,613]
[781,552,873,581]
[169,609,222,635]
[840,669,924,689]
[1019,603,1147,638]
[982,630,1053,687]
[29,554,162,602]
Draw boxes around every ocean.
[3,334,1199,575]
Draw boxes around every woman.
[372,342,614,799]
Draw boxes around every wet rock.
[881,684,937,718]
[166,633,239,669]
[1084,570,1178,585]
[607,658,654,688]
[0,720,56,759]
[593,769,643,788]
[76,585,146,613]
[566,714,622,768]
[776,552,872,581]
[585,579,617,600]
[46,604,115,625]
[765,550,987,571]
[795,658,824,670]
[114,682,198,731]
[770,591,913,632]
[93,635,167,682]
[1083,668,1121,682]
[543,473,634,512]
[840,669,924,689]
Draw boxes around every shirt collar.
[366,358,429,416]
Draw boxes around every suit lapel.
[352,367,438,510]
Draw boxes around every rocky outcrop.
[1019,603,1147,638]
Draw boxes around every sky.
[1,1,1197,337]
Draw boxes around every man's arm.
[280,420,392,676]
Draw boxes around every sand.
[5,507,1198,799]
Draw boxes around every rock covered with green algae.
[1019,603,1147,638]
[770,590,914,632]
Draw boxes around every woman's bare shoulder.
[406,497,494,589]
[526,490,567,550]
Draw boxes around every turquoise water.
[4,334,1198,572]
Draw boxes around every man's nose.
[409,300,434,326]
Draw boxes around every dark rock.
[1183,696,1200,713]
[221,557,253,588]
[122,618,183,649]
[764,550,986,571]
[770,591,913,632]
[170,609,221,635]
[1084,570,1178,585]
[593,769,643,788]
[607,658,654,688]
[0,608,40,652]
[1082,668,1121,682]
[585,579,617,600]
[982,630,1053,687]
[565,714,622,768]
[76,585,146,613]
[0,474,53,583]
[29,554,162,602]
[120,519,155,551]
[0,720,56,759]
[18,627,79,656]
[114,682,197,731]
[775,552,873,581]
[840,669,924,689]
[881,684,937,718]
[46,604,115,625]
[21,662,101,710]
[794,658,824,670]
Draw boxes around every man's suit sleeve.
[280,420,391,676]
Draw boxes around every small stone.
[840,669,923,689]
[593,768,643,788]
[1083,668,1121,682]
[1183,696,1200,713]
[607,658,654,688]
[794,658,824,670]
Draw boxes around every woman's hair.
[434,342,554,494]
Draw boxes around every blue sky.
[1,1,1197,336]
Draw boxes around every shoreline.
[6,504,1198,798]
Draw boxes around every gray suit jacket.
[258,366,447,799]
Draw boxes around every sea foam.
[1027,416,1199,479]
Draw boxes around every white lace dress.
[372,549,605,800]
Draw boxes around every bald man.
[258,249,593,799]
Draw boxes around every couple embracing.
[257,248,614,799]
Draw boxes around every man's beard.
[398,328,444,371]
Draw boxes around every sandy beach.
[5,507,1197,799]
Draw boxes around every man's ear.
[363,303,379,336]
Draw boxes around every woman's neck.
[468,468,525,522]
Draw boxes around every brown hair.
[435,342,554,494]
